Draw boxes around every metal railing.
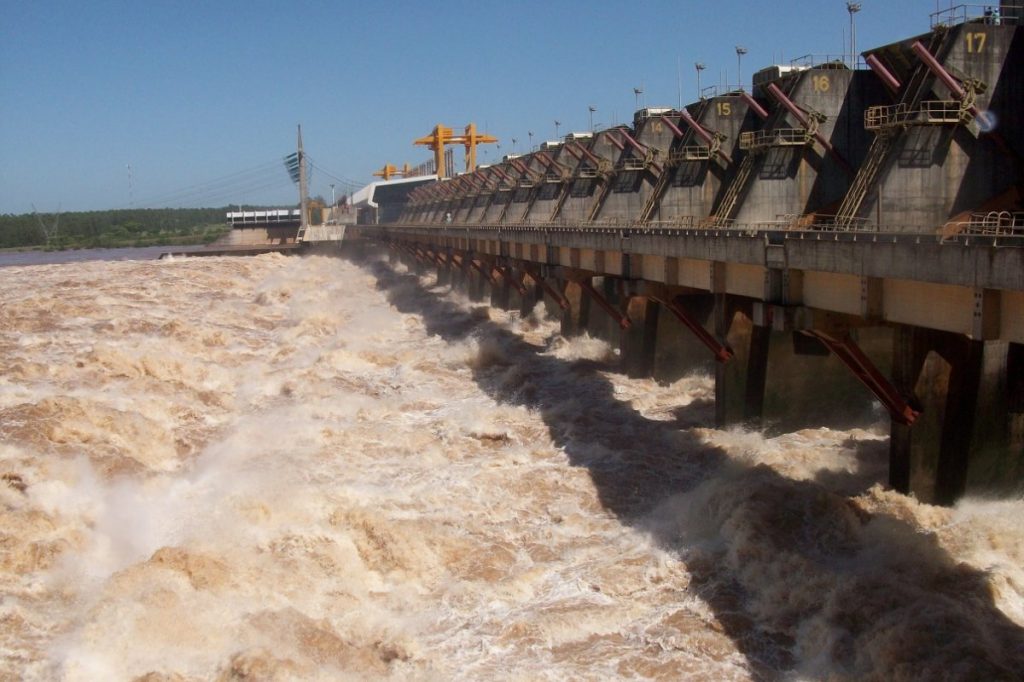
[739,128,812,151]
[672,146,712,162]
[385,215,1024,241]
[864,100,969,129]
[616,157,647,171]
[646,216,698,228]
[814,215,873,232]
[789,54,853,69]
[946,211,1024,236]
[930,4,1022,28]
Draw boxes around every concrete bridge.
[345,8,1024,505]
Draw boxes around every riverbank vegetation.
[0,208,233,250]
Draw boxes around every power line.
[138,166,285,207]
[134,159,286,207]
[306,157,365,191]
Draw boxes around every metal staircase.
[587,177,614,221]
[638,100,712,223]
[638,161,676,223]
[832,29,949,227]
[549,182,572,221]
[704,152,756,226]
[705,77,801,225]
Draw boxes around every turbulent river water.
[1,251,1022,680]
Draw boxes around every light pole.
[554,120,561,139]
[528,130,534,150]
[695,62,707,99]
[847,2,862,68]
[330,183,336,222]
[511,137,517,154]
[588,105,596,132]
[633,86,644,111]
[735,46,748,90]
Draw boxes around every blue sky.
[1,0,945,213]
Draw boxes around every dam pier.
[344,5,1024,505]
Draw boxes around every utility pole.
[297,125,308,232]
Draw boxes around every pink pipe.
[766,83,811,128]
[739,91,769,120]
[679,110,714,145]
[618,129,648,154]
[866,54,901,92]
[766,82,851,172]
[911,41,965,99]
[572,141,601,164]
[659,116,685,138]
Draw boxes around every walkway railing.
[930,4,1022,28]
[389,212,1024,242]
[864,100,969,129]
[739,128,813,151]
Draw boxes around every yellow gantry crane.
[373,163,413,181]
[414,123,498,179]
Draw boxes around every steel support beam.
[659,297,735,363]
[522,264,570,310]
[499,266,528,295]
[579,278,631,330]
[804,330,920,426]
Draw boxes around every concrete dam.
[348,5,1024,506]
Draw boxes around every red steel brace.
[498,267,528,295]
[407,244,428,262]
[804,330,920,426]
[469,259,498,284]
[522,266,570,310]
[606,131,626,151]
[578,279,631,330]
[659,298,734,363]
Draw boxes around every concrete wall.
[861,24,1024,230]
[593,114,678,221]
[525,143,581,222]
[658,96,758,222]
[221,226,298,245]
[558,129,621,222]
[732,69,883,224]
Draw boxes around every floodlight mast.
[848,3,862,68]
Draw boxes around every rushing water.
[1,251,1022,680]
[0,246,211,269]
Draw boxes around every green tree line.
[0,207,241,250]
